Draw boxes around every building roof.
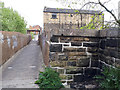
[43,7,102,15]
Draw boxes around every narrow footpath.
[2,41,44,88]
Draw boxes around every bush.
[35,67,64,89]
[95,66,120,89]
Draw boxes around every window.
[52,13,57,19]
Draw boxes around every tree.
[57,0,120,28]
[0,2,27,33]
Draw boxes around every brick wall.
[0,31,31,66]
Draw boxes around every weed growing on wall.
[35,67,64,89]
[95,66,120,89]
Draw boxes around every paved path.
[1,41,44,88]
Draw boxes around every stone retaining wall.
[38,33,49,66]
[49,35,101,85]
[0,31,31,66]
[99,29,120,68]
[39,28,120,87]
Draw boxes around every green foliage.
[80,14,106,30]
[1,2,27,33]
[74,10,79,13]
[95,66,120,89]
[35,67,64,90]
[30,32,34,39]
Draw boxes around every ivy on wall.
[79,14,109,30]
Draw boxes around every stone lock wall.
[99,29,120,68]
[49,31,101,84]
[39,28,120,86]
[0,31,31,66]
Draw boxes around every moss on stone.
[60,74,67,79]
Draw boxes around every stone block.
[58,69,64,74]
[49,52,57,61]
[91,55,99,61]
[106,29,119,37]
[77,58,90,67]
[89,38,100,42]
[71,42,82,46]
[118,38,120,48]
[50,44,62,52]
[106,56,115,65]
[60,37,72,43]
[67,81,74,85]
[73,75,85,82]
[70,82,85,89]
[50,61,66,67]
[99,49,104,54]
[66,68,83,74]
[91,60,99,67]
[87,47,98,53]
[69,56,88,60]
[69,29,99,37]
[115,59,120,67]
[63,44,69,46]
[67,75,73,80]
[60,74,67,79]
[118,53,120,59]
[64,47,85,52]
[59,61,67,67]
[84,68,101,77]
[67,61,76,66]
[99,30,107,37]
[73,37,83,41]
[84,38,90,41]
[100,39,106,49]
[58,54,68,61]
[83,42,99,47]
[50,61,60,67]
[50,35,59,42]
[109,50,119,58]
[99,54,107,62]
[68,52,87,56]
[106,39,118,47]
[103,49,109,56]
[73,74,96,82]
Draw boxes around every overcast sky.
[1,0,120,28]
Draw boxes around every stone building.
[43,7,103,38]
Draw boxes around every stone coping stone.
[51,28,120,38]
[0,31,28,40]
[99,28,120,37]
[55,29,99,37]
